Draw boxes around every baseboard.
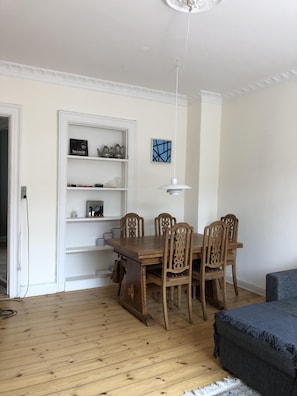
[226,276,265,297]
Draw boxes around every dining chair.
[117,212,144,296]
[220,214,239,296]
[192,220,228,321]
[154,212,177,236]
[154,213,178,304]
[147,222,193,330]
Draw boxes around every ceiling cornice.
[0,60,297,105]
[0,60,187,106]
[222,69,297,101]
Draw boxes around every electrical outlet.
[21,186,27,199]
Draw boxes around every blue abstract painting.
[152,139,172,163]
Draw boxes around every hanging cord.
[182,11,191,66]
[22,195,30,298]
[173,63,179,180]
[173,10,191,179]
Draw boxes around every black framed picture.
[70,139,88,156]
[86,200,104,217]
[151,139,172,163]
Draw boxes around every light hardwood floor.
[0,284,264,396]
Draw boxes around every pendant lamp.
[160,0,223,195]
[159,64,191,195]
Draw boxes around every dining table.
[105,233,243,326]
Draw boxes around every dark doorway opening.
[0,116,8,295]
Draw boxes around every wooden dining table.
[106,234,243,326]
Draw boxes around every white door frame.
[0,103,21,298]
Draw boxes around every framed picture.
[70,139,88,156]
[151,139,172,163]
[86,200,104,217]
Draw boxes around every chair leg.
[232,262,239,296]
[187,285,193,324]
[200,281,207,321]
[221,277,228,311]
[162,287,169,330]
[177,285,182,308]
[169,287,174,309]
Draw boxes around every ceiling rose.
[165,0,223,13]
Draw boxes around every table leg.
[119,258,155,326]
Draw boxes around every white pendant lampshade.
[159,177,191,195]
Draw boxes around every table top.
[105,234,243,263]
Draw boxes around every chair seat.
[147,268,188,280]
[192,259,222,273]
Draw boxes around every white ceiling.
[1,0,297,98]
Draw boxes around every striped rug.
[182,377,261,396]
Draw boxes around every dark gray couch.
[214,269,297,396]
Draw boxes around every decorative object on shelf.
[70,210,78,218]
[165,0,223,13]
[114,144,125,159]
[97,144,126,159]
[69,138,88,156]
[151,139,172,163]
[96,238,105,246]
[86,200,104,217]
[111,228,121,238]
[103,232,113,240]
[104,177,121,188]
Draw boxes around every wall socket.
[21,186,27,199]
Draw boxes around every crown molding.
[187,90,222,105]
[222,69,297,101]
[1,60,296,105]
[0,60,187,106]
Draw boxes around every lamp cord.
[173,11,191,180]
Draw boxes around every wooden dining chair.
[154,213,176,236]
[192,220,228,321]
[220,214,239,296]
[154,213,180,305]
[117,212,144,296]
[147,222,193,330]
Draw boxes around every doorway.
[0,117,8,295]
[0,104,21,298]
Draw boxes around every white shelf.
[67,155,128,162]
[67,187,128,191]
[66,245,113,254]
[65,273,113,292]
[66,216,121,223]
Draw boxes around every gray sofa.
[214,269,297,396]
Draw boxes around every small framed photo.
[151,139,172,163]
[70,139,88,156]
[86,200,104,217]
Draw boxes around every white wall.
[219,81,297,294]
[197,98,222,232]
[0,75,188,296]
[3,71,297,297]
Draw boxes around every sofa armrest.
[266,269,297,302]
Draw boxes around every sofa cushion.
[215,297,297,368]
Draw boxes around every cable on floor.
[0,308,17,319]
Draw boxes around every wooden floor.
[0,284,264,396]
